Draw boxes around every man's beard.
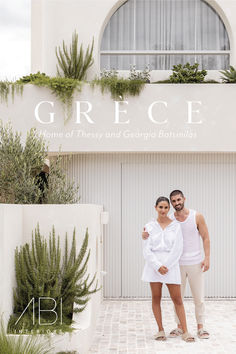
[174,203,184,211]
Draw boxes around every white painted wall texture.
[1,83,236,152]
[61,153,236,298]
[31,0,236,77]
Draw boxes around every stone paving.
[89,299,236,354]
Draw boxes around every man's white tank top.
[170,209,203,265]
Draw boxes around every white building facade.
[2,0,236,298]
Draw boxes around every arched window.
[100,0,230,70]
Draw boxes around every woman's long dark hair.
[155,196,170,206]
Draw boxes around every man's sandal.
[182,332,195,342]
[169,328,183,337]
[197,328,209,339]
[154,330,167,341]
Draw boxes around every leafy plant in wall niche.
[220,65,236,83]
[0,122,79,204]
[56,30,94,80]
[8,226,100,334]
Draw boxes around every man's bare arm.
[196,213,210,272]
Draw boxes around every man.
[142,190,210,339]
[36,158,50,203]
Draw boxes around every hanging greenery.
[7,225,100,334]
[0,81,24,104]
[91,76,145,100]
[56,30,94,80]
[91,67,149,100]
[17,72,82,122]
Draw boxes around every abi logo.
[15,297,63,325]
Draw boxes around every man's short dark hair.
[169,190,184,199]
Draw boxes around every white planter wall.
[0,203,104,354]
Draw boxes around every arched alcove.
[100,0,230,70]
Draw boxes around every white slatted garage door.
[63,153,236,298]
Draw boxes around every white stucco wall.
[1,83,236,152]
[0,205,23,324]
[31,0,236,77]
[0,203,104,353]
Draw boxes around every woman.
[141,196,195,342]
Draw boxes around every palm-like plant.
[220,66,236,83]
[55,31,94,80]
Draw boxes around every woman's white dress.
[141,219,183,284]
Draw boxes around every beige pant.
[174,263,205,325]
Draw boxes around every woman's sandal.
[182,332,195,342]
[154,330,167,341]
[169,328,183,337]
[197,328,209,339]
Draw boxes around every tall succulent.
[8,226,100,333]
[56,31,94,80]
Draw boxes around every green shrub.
[164,63,207,83]
[0,318,52,353]
[100,68,118,79]
[56,30,94,80]
[154,78,219,84]
[220,65,236,83]
[0,122,79,204]
[129,65,150,83]
[44,155,79,204]
[16,72,50,84]
[8,226,100,334]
